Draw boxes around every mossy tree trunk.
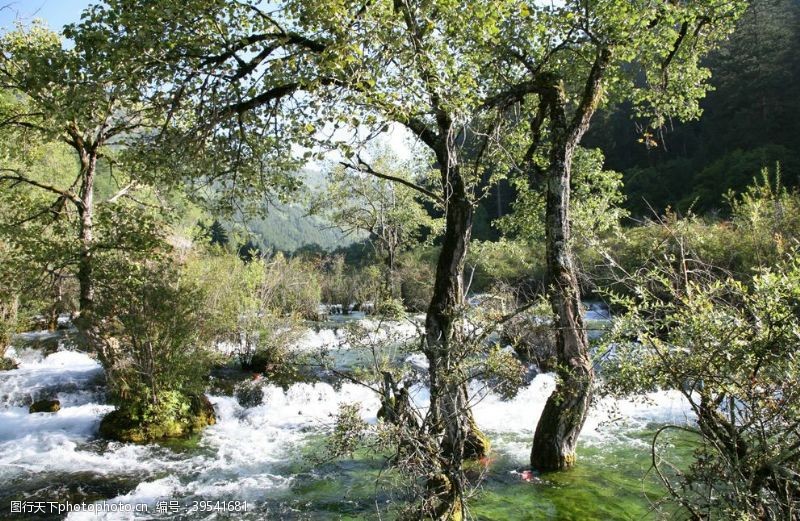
[530,49,610,472]
[421,130,488,518]
[76,147,97,317]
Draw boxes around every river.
[0,311,693,520]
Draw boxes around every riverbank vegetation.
[1,0,798,518]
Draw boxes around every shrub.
[726,165,800,269]
[468,240,541,293]
[93,257,217,441]
[397,247,436,312]
[601,249,800,518]
[320,254,385,313]
[260,252,322,319]
[376,296,406,320]
[500,298,556,372]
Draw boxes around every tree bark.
[529,48,609,470]
[425,163,472,450]
[77,150,97,315]
[529,129,593,471]
[422,156,487,518]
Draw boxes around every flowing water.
[0,311,695,520]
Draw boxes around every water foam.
[1,318,694,516]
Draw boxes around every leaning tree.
[480,0,746,471]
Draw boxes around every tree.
[0,106,81,333]
[207,219,229,247]
[313,146,441,305]
[603,245,800,518]
[481,0,745,471]
[584,0,800,215]
[0,22,159,323]
[78,2,541,515]
[499,147,628,247]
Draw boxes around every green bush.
[592,167,800,294]
[397,247,436,312]
[602,250,800,518]
[726,165,800,269]
[468,240,541,293]
[320,254,385,312]
[262,253,322,319]
[92,256,217,441]
[376,296,406,320]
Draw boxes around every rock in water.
[29,399,61,413]
[99,393,217,443]
[0,357,18,371]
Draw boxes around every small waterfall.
[0,318,694,519]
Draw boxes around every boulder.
[29,399,61,413]
[0,357,18,371]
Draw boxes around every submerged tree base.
[99,394,216,443]
[29,399,60,413]
[422,473,463,521]
[463,419,491,461]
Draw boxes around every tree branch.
[340,155,444,205]
[567,46,612,143]
[0,169,81,206]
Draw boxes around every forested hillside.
[227,201,352,253]
[584,0,800,215]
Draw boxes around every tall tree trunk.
[530,134,593,471]
[529,48,609,473]
[425,169,471,450]
[73,149,105,361]
[77,151,96,315]
[423,163,485,519]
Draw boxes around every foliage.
[601,250,800,519]
[182,249,309,386]
[468,239,542,293]
[500,298,557,372]
[259,252,322,320]
[93,256,216,410]
[499,148,628,245]
[593,168,800,294]
[686,145,800,213]
[726,164,800,267]
[376,297,407,321]
[312,146,442,307]
[396,247,437,312]
[0,241,23,360]
[320,254,391,313]
[327,403,371,458]
[587,0,800,215]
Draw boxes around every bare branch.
[340,154,444,205]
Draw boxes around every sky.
[0,0,92,31]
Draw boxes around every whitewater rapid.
[0,317,693,520]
